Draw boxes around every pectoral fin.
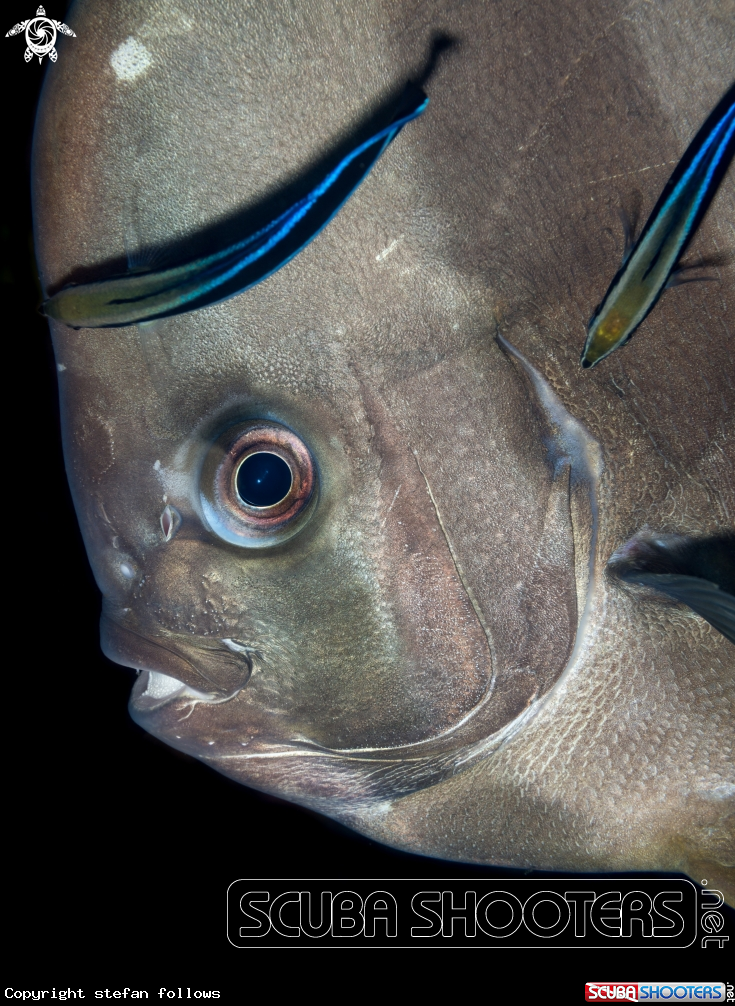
[665,251,731,288]
[608,529,735,645]
[622,572,735,644]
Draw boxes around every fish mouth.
[131,669,191,712]
[130,668,237,714]
[101,609,253,699]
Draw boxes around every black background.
[5,3,733,977]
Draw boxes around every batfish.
[33,0,734,901]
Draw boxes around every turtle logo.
[5,5,75,64]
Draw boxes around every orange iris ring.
[212,422,316,535]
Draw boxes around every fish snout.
[100,610,253,701]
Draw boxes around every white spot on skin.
[709,783,735,799]
[137,8,194,42]
[154,453,191,500]
[380,485,402,528]
[119,562,136,579]
[110,37,152,82]
[57,363,66,371]
[376,235,404,262]
[366,801,394,818]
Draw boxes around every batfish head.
[34,0,733,898]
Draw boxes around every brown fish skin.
[34,0,733,901]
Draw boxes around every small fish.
[42,89,428,329]
[581,81,735,368]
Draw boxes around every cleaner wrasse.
[581,81,735,368]
[42,90,428,328]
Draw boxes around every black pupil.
[236,452,292,508]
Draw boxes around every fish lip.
[130,669,189,712]
[129,669,224,716]
[101,609,253,696]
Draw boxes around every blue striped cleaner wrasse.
[581,80,735,368]
[41,89,428,328]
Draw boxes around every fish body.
[581,81,735,368]
[33,0,734,902]
[42,91,428,328]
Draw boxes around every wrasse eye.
[200,420,317,547]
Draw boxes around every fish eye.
[236,452,293,508]
[200,420,317,547]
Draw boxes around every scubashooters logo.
[5,6,75,63]
[226,879,734,947]
[585,985,727,1002]
[699,885,730,949]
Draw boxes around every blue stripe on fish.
[581,81,735,369]
[43,89,429,328]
